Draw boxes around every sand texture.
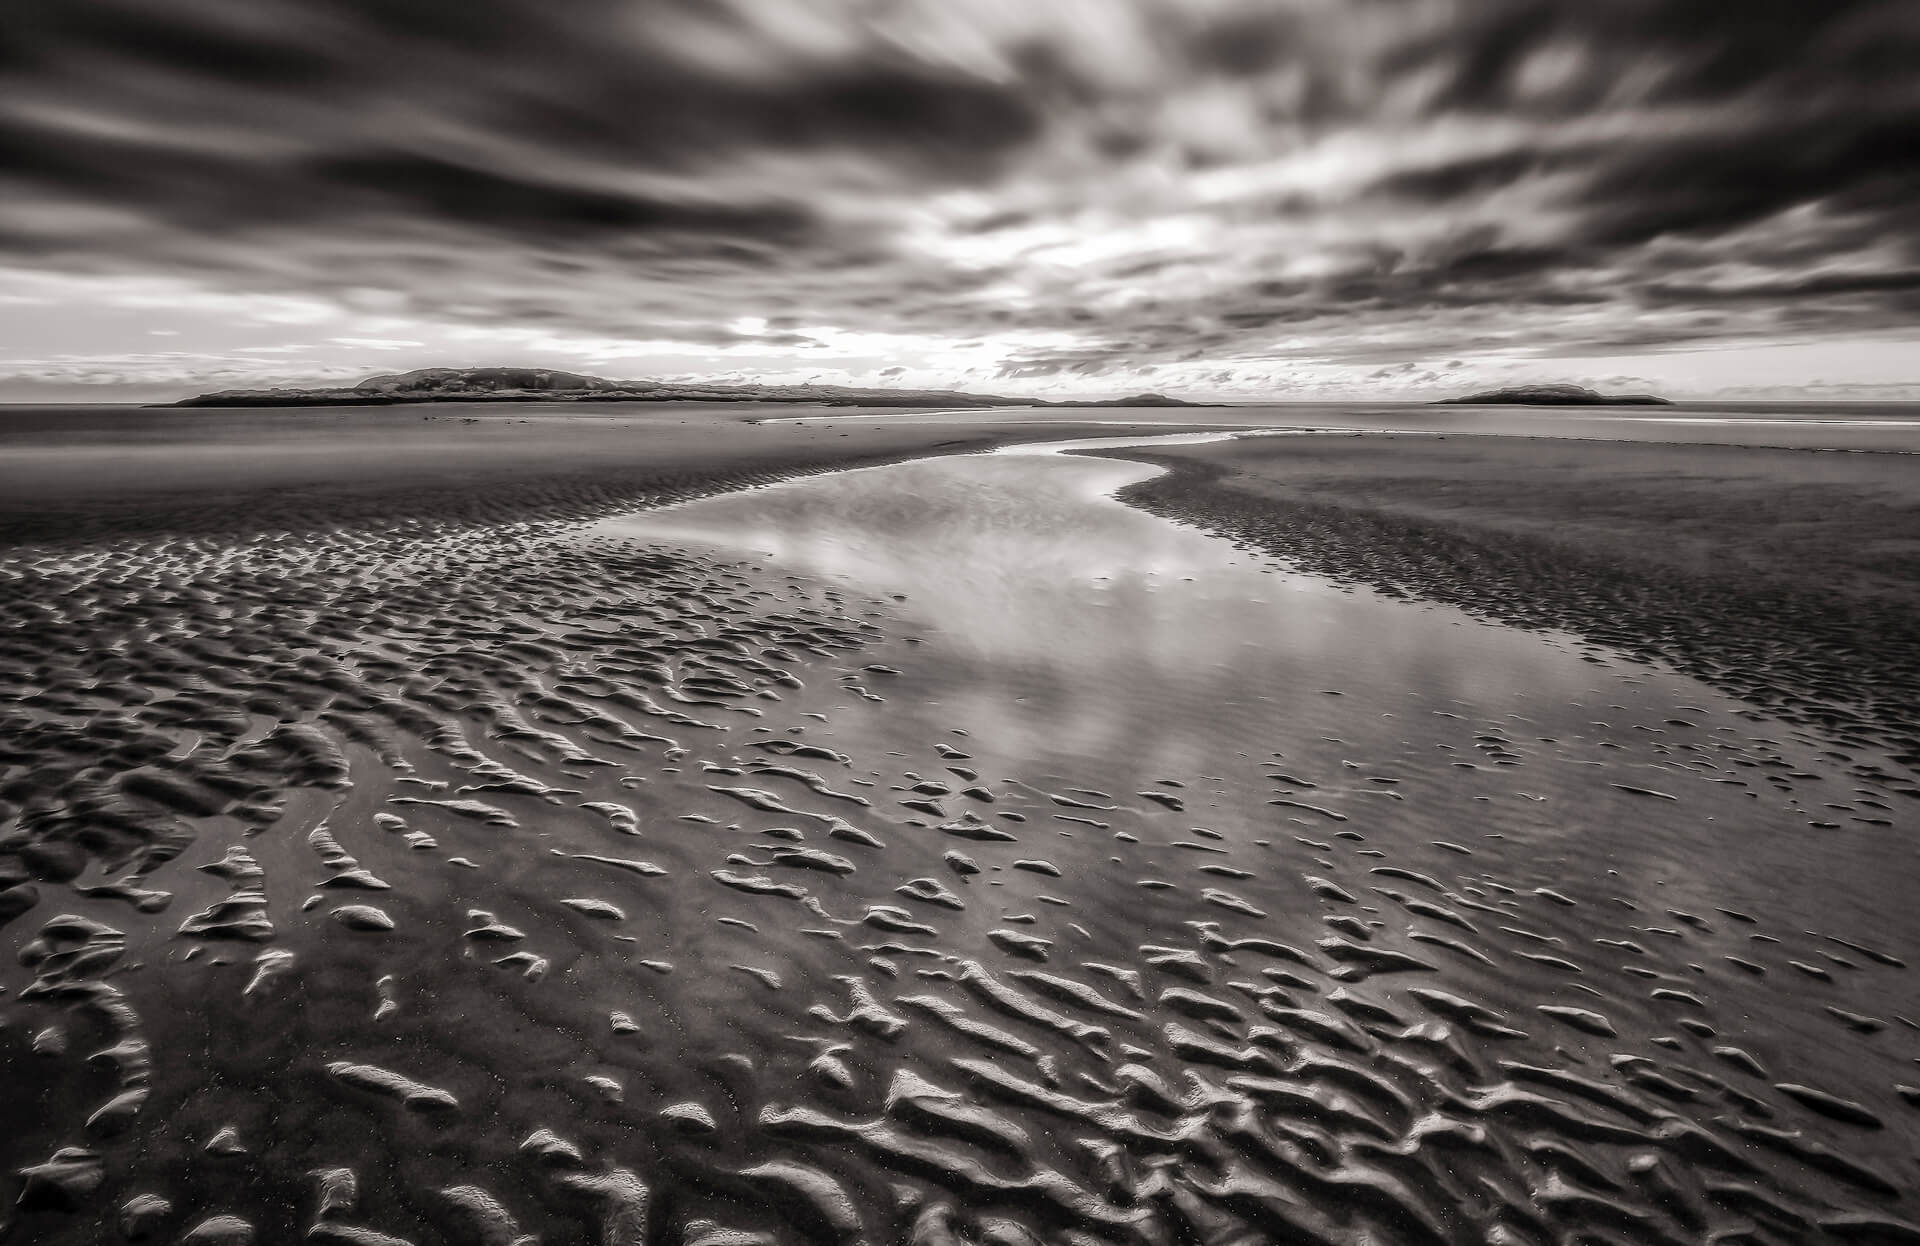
[1117,434,1920,784]
[3,409,1918,1245]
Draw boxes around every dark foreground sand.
[3,410,1918,1245]
[1115,434,1920,787]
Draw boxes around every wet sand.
[759,400,1920,454]
[4,407,1918,1245]
[0,403,1226,544]
[1117,434,1920,785]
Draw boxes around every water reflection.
[593,443,1913,926]
[596,447,1607,780]
[585,441,1920,1227]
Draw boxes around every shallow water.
[4,436,1917,1244]
[598,444,1608,775]
[595,443,1920,1234]
[600,441,1920,912]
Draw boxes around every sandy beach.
[0,404,1230,544]
[10,0,1920,1239]
[1116,433,1920,786]
[4,404,1918,1245]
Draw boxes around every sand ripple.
[2,462,1916,1245]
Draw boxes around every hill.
[1433,383,1672,406]
[163,368,1211,409]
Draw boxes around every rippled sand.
[3,415,1917,1245]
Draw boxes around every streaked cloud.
[3,0,1917,399]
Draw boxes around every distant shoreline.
[156,365,1215,410]
[156,391,1218,410]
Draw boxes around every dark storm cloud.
[1389,0,1902,113]
[9,0,1042,172]
[1571,113,1920,251]
[1340,1,1920,329]
[1643,270,1920,304]
[0,0,1038,262]
[2,0,1918,392]
[306,151,820,242]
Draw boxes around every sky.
[3,0,1918,403]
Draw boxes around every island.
[160,366,1209,409]
[1433,383,1672,406]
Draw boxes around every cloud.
[2,0,1918,398]
[331,337,425,350]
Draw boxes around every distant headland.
[1433,383,1673,406]
[160,367,1209,409]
